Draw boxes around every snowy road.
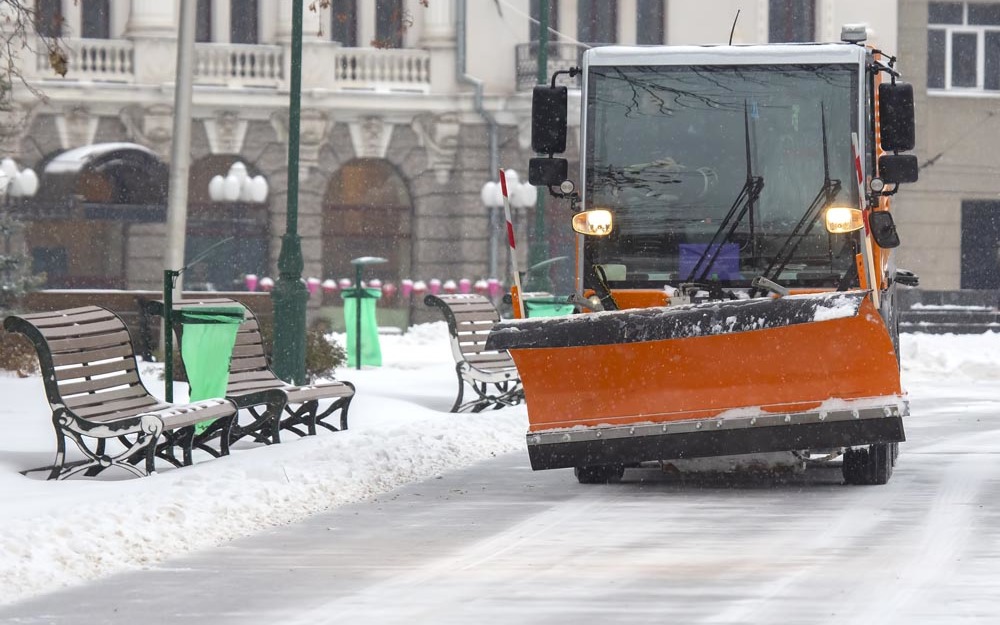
[2,378,999,624]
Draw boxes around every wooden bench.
[424,293,523,412]
[149,299,355,439]
[3,306,240,479]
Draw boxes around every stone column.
[63,0,82,38]
[125,0,178,85]
[421,0,458,94]
[125,0,177,37]
[274,0,320,42]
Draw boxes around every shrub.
[0,325,38,376]
[305,324,347,381]
[257,316,347,383]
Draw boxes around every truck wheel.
[575,464,625,484]
[842,448,866,485]
[843,444,893,485]
[867,443,893,485]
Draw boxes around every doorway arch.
[322,159,413,285]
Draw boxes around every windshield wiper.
[752,105,841,295]
[686,101,764,283]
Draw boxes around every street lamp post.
[271,0,308,384]
[480,170,536,286]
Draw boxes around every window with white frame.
[329,0,357,47]
[928,1,1000,91]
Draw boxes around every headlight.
[572,209,613,236]
[824,206,864,234]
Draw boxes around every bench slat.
[64,385,151,410]
[71,395,163,420]
[24,308,118,328]
[36,319,126,339]
[50,343,134,367]
[54,358,134,382]
[45,330,133,354]
[59,370,141,396]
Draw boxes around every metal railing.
[515,42,585,91]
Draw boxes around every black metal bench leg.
[451,364,466,412]
[48,428,68,480]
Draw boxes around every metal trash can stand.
[341,287,382,369]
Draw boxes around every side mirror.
[532,86,567,155]
[879,82,915,152]
[878,154,919,184]
[529,157,568,186]
[869,211,900,249]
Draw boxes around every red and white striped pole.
[499,169,526,319]
[851,133,880,309]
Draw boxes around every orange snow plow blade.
[486,290,906,471]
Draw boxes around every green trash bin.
[341,287,382,368]
[174,305,245,433]
[524,298,575,318]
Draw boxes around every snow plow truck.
[486,27,919,485]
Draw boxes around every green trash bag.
[524,298,575,318]
[342,288,382,368]
[176,306,245,433]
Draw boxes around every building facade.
[2,0,912,326]
[896,0,1000,290]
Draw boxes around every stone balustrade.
[29,38,432,93]
[330,47,431,93]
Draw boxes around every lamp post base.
[271,233,308,384]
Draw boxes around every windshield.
[584,63,860,289]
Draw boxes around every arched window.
[81,0,109,39]
[323,159,412,286]
[230,0,258,44]
[330,0,357,47]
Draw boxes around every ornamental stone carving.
[270,109,331,179]
[119,104,173,159]
[204,111,249,155]
[0,103,38,155]
[56,107,98,149]
[411,112,459,183]
[348,116,394,160]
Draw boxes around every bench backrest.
[424,293,509,365]
[3,306,160,421]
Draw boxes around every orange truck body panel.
[508,294,899,433]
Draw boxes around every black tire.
[868,443,893,485]
[575,464,625,484]
[842,444,894,485]
[842,447,866,485]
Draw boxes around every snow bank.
[0,321,527,605]
[901,332,1000,381]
